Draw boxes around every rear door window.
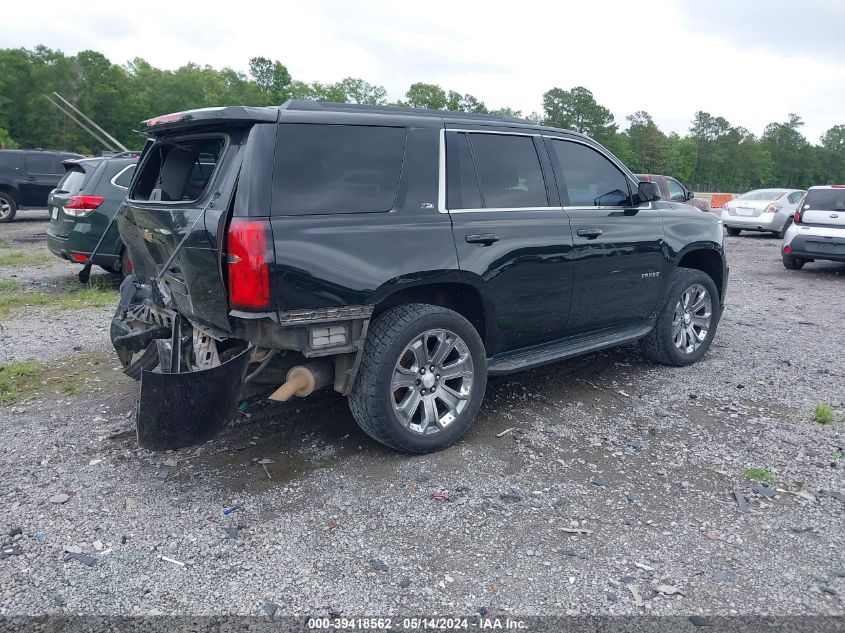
[550,140,631,207]
[131,136,225,202]
[464,133,548,209]
[26,153,61,175]
[272,124,407,215]
[446,132,482,210]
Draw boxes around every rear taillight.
[63,195,104,217]
[227,219,271,309]
[793,211,801,223]
[783,244,792,254]
[762,203,782,214]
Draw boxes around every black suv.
[111,101,728,453]
[0,149,83,222]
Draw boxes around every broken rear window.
[130,136,225,202]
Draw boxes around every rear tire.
[348,303,487,453]
[777,217,793,240]
[726,227,741,236]
[782,255,806,270]
[0,191,17,223]
[641,268,720,367]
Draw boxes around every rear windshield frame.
[58,160,103,196]
[128,133,229,205]
[803,188,845,211]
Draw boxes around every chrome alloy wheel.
[672,283,712,354]
[391,329,474,435]
[0,198,10,219]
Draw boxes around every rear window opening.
[131,136,225,203]
[57,161,99,195]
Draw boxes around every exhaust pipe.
[268,360,333,402]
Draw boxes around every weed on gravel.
[743,467,773,482]
[0,278,116,318]
[0,249,53,267]
[813,404,834,424]
[0,359,41,404]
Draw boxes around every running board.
[487,324,653,376]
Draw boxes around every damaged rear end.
[112,107,280,450]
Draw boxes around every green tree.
[337,77,388,105]
[625,111,668,174]
[761,114,811,188]
[405,83,447,110]
[542,86,617,146]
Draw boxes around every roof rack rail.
[280,100,530,125]
[100,150,139,159]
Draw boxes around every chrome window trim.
[110,164,135,189]
[438,128,653,214]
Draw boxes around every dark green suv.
[47,153,138,275]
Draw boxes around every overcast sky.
[5,0,843,143]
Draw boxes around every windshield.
[738,190,786,201]
[803,188,845,211]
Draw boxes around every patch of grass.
[0,238,10,248]
[813,404,834,425]
[0,279,17,291]
[0,279,116,318]
[0,249,53,267]
[743,467,773,482]
[0,360,42,405]
[0,354,112,405]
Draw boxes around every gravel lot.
[1,210,843,618]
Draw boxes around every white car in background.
[722,189,805,239]
[782,185,845,270]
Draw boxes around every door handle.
[465,233,500,245]
[577,228,603,239]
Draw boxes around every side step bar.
[487,324,653,376]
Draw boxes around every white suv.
[782,185,845,270]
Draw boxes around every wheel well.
[678,249,723,299]
[0,185,17,201]
[374,283,487,349]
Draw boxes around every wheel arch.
[372,282,491,352]
[674,245,725,303]
[0,184,19,202]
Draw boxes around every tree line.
[1,45,843,192]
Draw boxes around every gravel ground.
[1,213,843,618]
[0,210,117,363]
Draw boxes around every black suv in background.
[112,102,728,454]
[0,149,83,222]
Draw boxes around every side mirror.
[685,190,695,201]
[637,181,660,203]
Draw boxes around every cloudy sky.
[5,0,843,142]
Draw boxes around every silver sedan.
[722,189,805,238]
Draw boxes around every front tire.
[0,191,17,223]
[782,255,805,270]
[349,304,487,453]
[726,227,741,236]
[641,268,720,367]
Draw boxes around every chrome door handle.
[577,228,603,239]
[465,233,500,245]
